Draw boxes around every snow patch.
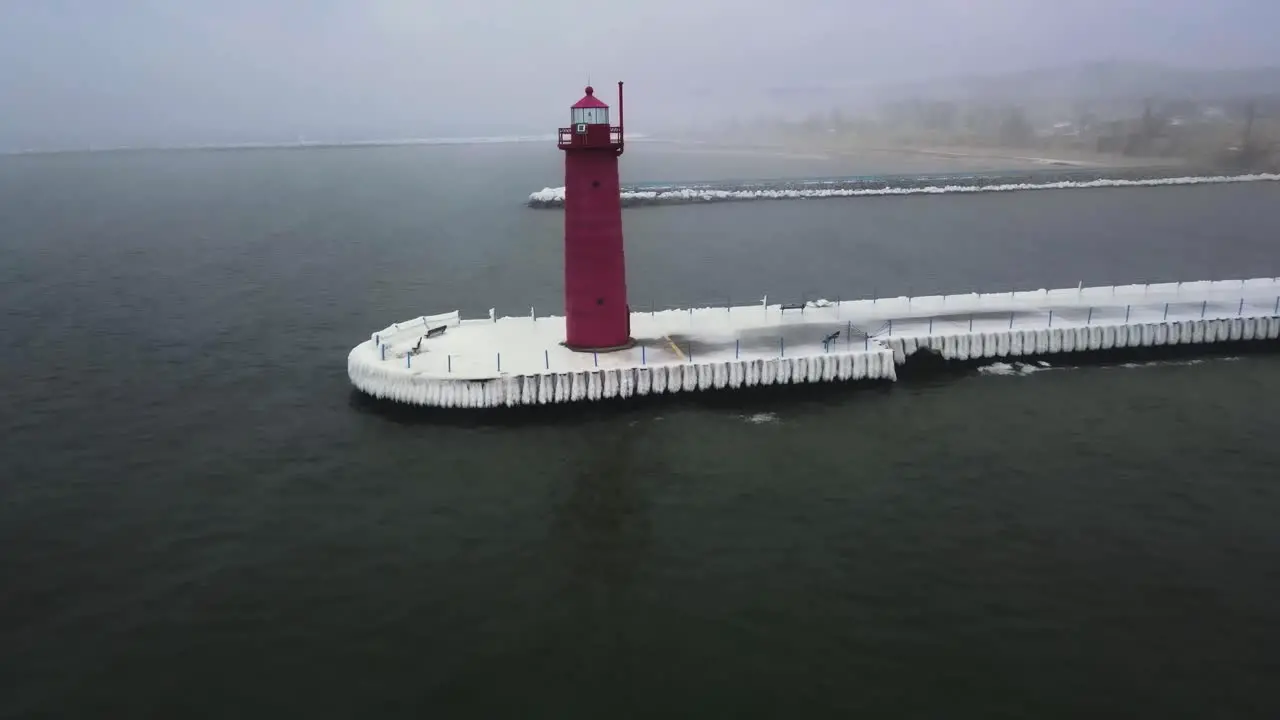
[979,361,1052,376]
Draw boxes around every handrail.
[557,127,624,148]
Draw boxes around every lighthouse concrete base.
[561,338,637,353]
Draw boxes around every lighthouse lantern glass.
[571,107,609,125]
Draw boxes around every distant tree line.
[714,92,1278,170]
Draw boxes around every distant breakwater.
[526,168,1280,208]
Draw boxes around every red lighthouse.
[558,82,632,351]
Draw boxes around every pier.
[347,277,1280,408]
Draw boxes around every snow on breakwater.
[347,277,1280,409]
[526,172,1280,208]
[349,348,898,409]
[882,316,1280,365]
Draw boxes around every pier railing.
[467,278,1280,324]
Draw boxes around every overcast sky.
[2,0,1279,150]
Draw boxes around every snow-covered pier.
[347,278,1280,409]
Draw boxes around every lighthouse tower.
[558,82,632,351]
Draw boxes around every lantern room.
[558,84,624,150]
[571,86,609,125]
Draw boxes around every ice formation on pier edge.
[348,277,1280,409]
[527,173,1280,208]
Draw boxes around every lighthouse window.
[571,107,609,125]
[592,180,600,188]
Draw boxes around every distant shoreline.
[663,138,1188,171]
[855,144,1188,169]
[0,137,556,157]
[2,135,1193,175]
[0,133,656,158]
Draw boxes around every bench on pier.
[404,325,448,356]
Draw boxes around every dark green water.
[2,144,1279,718]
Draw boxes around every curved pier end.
[348,277,1280,409]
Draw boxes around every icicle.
[651,366,667,394]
